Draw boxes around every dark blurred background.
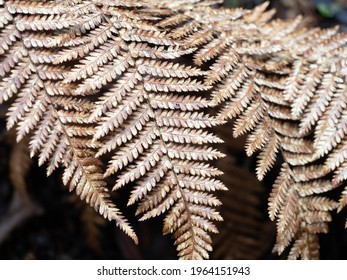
[225,0,347,30]
[0,0,347,260]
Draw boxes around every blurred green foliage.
[316,2,342,18]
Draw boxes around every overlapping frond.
[159,2,345,259]
[0,0,137,243]
[55,0,226,259]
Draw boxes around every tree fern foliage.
[1,0,347,259]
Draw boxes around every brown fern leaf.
[164,3,344,259]
[52,0,227,259]
[0,0,137,243]
[281,26,347,225]
[268,163,337,259]
[310,61,347,213]
[155,4,293,181]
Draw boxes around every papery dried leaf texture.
[0,0,226,260]
[1,0,347,260]
[154,1,347,259]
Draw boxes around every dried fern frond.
[292,41,347,215]
[78,1,226,259]
[160,2,345,259]
[0,0,228,259]
[157,3,285,178]
[0,0,137,243]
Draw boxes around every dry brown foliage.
[1,0,347,259]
